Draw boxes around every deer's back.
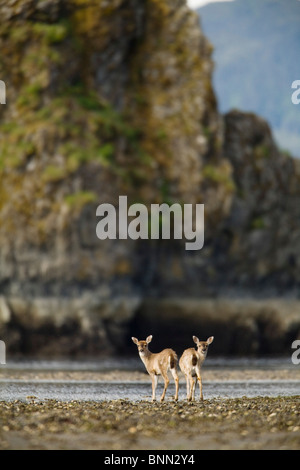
[149,348,177,374]
[179,348,198,372]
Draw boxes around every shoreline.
[1,360,299,450]
[1,368,299,382]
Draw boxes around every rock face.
[0,0,299,356]
[222,111,300,289]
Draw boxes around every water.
[0,357,299,402]
[0,379,299,402]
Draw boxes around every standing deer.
[132,335,179,402]
[179,336,214,401]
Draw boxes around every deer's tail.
[191,352,197,367]
[169,350,178,369]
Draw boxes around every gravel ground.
[0,395,299,450]
[0,365,299,450]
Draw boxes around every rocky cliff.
[0,0,299,356]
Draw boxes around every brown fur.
[132,336,179,402]
[192,352,197,367]
[179,336,214,401]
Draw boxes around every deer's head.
[193,336,214,356]
[132,335,153,356]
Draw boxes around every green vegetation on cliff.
[0,0,299,356]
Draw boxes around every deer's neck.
[139,348,152,365]
[196,348,207,362]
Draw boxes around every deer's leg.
[188,374,194,401]
[197,375,203,400]
[192,376,197,401]
[196,367,203,400]
[170,367,179,401]
[185,374,190,400]
[151,374,158,402]
[160,371,169,402]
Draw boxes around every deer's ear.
[132,337,138,345]
[146,335,153,344]
[207,336,214,344]
[193,336,199,344]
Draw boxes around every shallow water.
[0,357,299,402]
[0,379,299,402]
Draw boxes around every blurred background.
[0,0,299,359]
[191,0,300,157]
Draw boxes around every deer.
[179,336,214,401]
[132,335,179,402]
